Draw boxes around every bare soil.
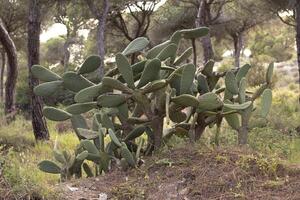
[61,146,300,200]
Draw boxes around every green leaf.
[124,125,146,141]
[97,94,126,107]
[156,43,177,62]
[180,64,196,94]
[223,101,252,110]
[43,106,72,121]
[137,59,161,88]
[171,94,199,108]
[198,92,223,112]
[74,84,111,103]
[102,77,133,93]
[197,74,210,94]
[236,64,251,84]
[77,55,101,74]
[108,129,122,147]
[62,71,94,92]
[65,102,97,115]
[120,143,135,167]
[238,78,247,103]
[81,140,99,155]
[38,160,61,174]
[146,40,170,59]
[33,81,62,96]
[122,37,149,55]
[116,53,135,88]
[202,60,214,76]
[180,27,209,39]
[225,71,239,94]
[261,89,272,118]
[174,47,193,66]
[223,100,240,130]
[31,65,61,82]
[76,150,89,161]
[71,115,88,140]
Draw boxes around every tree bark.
[195,0,214,64]
[86,0,110,79]
[0,19,18,116]
[233,32,243,68]
[0,50,5,102]
[296,3,300,103]
[28,0,49,140]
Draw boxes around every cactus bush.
[33,27,273,179]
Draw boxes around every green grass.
[0,116,79,199]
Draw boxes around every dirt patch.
[61,146,300,200]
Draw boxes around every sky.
[40,0,168,43]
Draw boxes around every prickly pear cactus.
[34,27,273,179]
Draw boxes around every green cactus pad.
[38,160,61,174]
[180,27,209,39]
[99,151,110,172]
[266,62,274,84]
[33,80,62,96]
[236,64,251,84]
[76,150,89,161]
[137,58,161,88]
[224,101,252,110]
[108,129,122,147]
[169,110,187,123]
[156,43,177,62]
[53,150,66,164]
[198,92,223,112]
[180,64,196,94]
[146,40,170,59]
[223,100,240,130]
[120,143,136,167]
[77,128,98,140]
[142,80,168,94]
[102,77,133,93]
[124,125,146,141]
[66,102,97,115]
[82,163,94,177]
[170,31,182,45]
[174,47,193,66]
[97,94,126,108]
[71,115,88,139]
[197,74,210,94]
[122,37,149,56]
[261,89,272,118]
[117,103,129,119]
[202,60,214,76]
[116,53,135,89]
[238,78,247,103]
[77,55,101,74]
[225,71,239,94]
[171,94,199,108]
[81,140,99,155]
[74,84,111,103]
[31,65,61,82]
[101,113,115,130]
[62,71,94,92]
[43,106,72,121]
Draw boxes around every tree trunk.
[28,0,49,140]
[0,50,5,102]
[296,3,300,103]
[0,19,18,117]
[86,0,110,79]
[152,117,164,150]
[195,0,214,64]
[233,33,243,68]
[63,41,71,72]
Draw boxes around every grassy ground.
[0,87,299,199]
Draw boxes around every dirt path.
[62,147,300,200]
